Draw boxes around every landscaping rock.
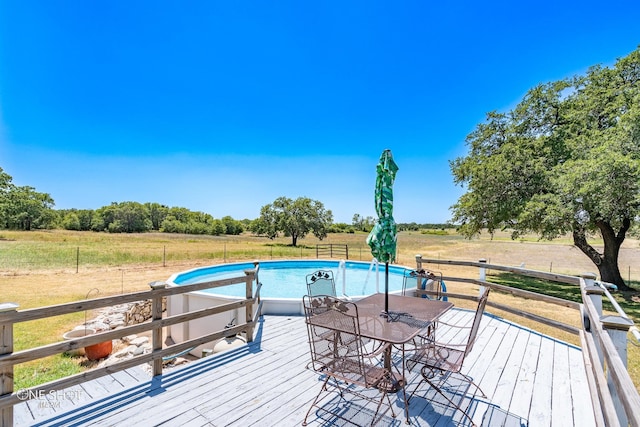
[81,300,165,368]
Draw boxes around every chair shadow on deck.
[407,374,528,427]
[30,316,267,427]
[481,406,528,427]
[305,379,528,427]
[307,378,405,427]
[407,373,483,426]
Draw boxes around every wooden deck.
[13,310,596,427]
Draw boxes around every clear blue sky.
[1,1,638,224]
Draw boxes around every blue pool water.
[169,260,409,299]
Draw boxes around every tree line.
[0,167,244,235]
[0,167,450,239]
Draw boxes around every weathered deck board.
[13,311,595,427]
[507,330,540,420]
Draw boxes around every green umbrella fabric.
[366,149,399,263]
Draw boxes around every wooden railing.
[2,256,639,426]
[316,244,349,259]
[416,255,640,427]
[0,263,263,427]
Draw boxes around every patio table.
[353,293,453,346]
[304,293,453,423]
[357,293,454,422]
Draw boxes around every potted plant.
[62,327,112,360]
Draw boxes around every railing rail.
[416,255,640,427]
[0,263,262,427]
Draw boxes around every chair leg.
[302,376,332,426]
[398,379,410,424]
[460,372,486,399]
[406,373,426,404]
[371,386,395,426]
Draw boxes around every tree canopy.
[450,47,640,290]
[0,167,56,230]
[251,196,333,246]
[60,202,244,235]
[0,167,246,235]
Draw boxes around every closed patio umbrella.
[366,149,399,315]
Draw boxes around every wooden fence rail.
[416,255,640,427]
[0,264,262,427]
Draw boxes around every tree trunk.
[572,219,633,291]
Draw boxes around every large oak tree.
[252,196,333,246]
[450,47,640,291]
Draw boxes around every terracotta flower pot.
[85,340,113,361]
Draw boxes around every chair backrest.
[402,269,443,300]
[302,294,373,386]
[306,270,337,296]
[464,287,490,356]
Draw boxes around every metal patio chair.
[402,268,446,301]
[306,270,337,296]
[407,287,491,427]
[401,269,447,344]
[302,294,397,426]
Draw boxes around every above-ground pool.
[165,259,412,357]
[169,259,408,299]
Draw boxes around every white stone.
[122,334,138,343]
[130,336,149,346]
[87,321,110,331]
[110,320,126,329]
[112,348,131,358]
[110,313,126,322]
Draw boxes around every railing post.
[1,303,19,427]
[583,275,602,328]
[245,271,252,341]
[149,281,166,377]
[583,273,604,366]
[244,265,257,343]
[601,315,634,427]
[478,259,487,296]
[415,254,422,271]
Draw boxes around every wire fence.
[1,242,638,286]
[0,244,383,273]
